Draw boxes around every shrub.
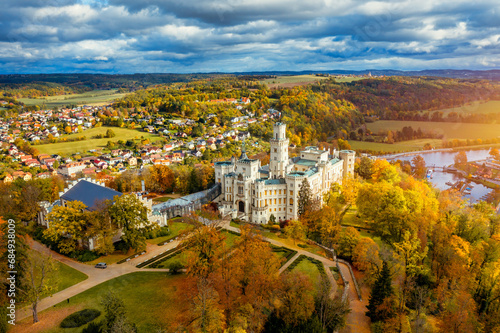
[81,321,103,333]
[60,309,101,328]
[168,260,184,274]
[297,243,307,248]
[73,250,100,262]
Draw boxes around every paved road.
[19,224,370,333]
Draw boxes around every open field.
[52,260,88,294]
[367,120,500,140]
[262,75,332,89]
[291,258,322,294]
[34,126,161,155]
[13,272,183,333]
[348,139,443,153]
[425,100,500,115]
[18,90,127,108]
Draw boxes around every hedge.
[286,254,328,279]
[117,250,146,264]
[60,309,101,328]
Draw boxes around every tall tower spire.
[269,122,289,179]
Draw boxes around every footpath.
[19,223,371,332]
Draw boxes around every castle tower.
[339,150,356,178]
[269,122,289,178]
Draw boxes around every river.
[384,149,494,203]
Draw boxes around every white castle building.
[214,122,355,224]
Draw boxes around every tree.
[357,156,374,180]
[335,227,361,260]
[298,178,313,217]
[352,237,382,282]
[411,155,426,179]
[366,261,395,323]
[337,138,351,150]
[108,194,156,251]
[86,200,116,255]
[284,219,306,245]
[19,250,58,323]
[489,148,500,161]
[277,271,315,327]
[44,200,88,254]
[101,292,136,333]
[315,276,350,332]
[454,151,467,165]
[106,129,116,138]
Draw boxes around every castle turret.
[339,150,355,178]
[269,122,289,179]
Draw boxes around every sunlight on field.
[18,89,127,108]
[34,126,161,155]
[348,139,443,153]
[367,120,500,140]
[425,100,500,115]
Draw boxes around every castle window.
[279,198,281,204]
[265,190,267,195]
[290,198,293,205]
[274,148,277,153]
[265,199,268,205]
[274,199,276,205]
[290,190,293,195]
[290,208,292,213]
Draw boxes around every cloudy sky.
[1,0,500,73]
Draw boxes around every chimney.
[142,180,145,192]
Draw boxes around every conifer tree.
[366,261,394,322]
[298,178,312,217]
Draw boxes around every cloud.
[0,0,499,73]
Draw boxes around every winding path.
[18,223,371,333]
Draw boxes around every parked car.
[95,262,107,269]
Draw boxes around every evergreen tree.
[357,156,374,180]
[298,178,312,217]
[366,261,394,322]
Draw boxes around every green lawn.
[260,229,329,258]
[147,221,194,245]
[223,230,240,248]
[367,120,500,141]
[341,206,369,228]
[52,261,88,294]
[291,259,322,294]
[18,90,127,108]
[34,126,161,155]
[16,272,184,333]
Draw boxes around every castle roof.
[61,179,121,211]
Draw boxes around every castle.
[214,122,355,224]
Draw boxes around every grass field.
[291,259,322,294]
[14,272,184,333]
[348,139,443,153]
[367,120,500,140]
[261,74,330,85]
[52,261,88,294]
[34,126,161,155]
[426,100,500,115]
[147,221,193,245]
[18,90,127,108]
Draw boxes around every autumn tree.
[454,151,468,165]
[356,156,374,180]
[101,292,137,333]
[489,148,500,162]
[44,201,88,254]
[277,271,315,326]
[19,250,58,323]
[335,227,361,260]
[86,200,115,255]
[109,194,157,251]
[411,155,426,179]
[284,219,306,245]
[315,276,350,332]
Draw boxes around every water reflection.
[385,149,493,203]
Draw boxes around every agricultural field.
[348,139,443,153]
[367,120,500,141]
[34,126,162,155]
[425,100,500,115]
[12,272,183,333]
[261,74,332,88]
[18,89,127,108]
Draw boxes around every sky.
[1,0,500,73]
